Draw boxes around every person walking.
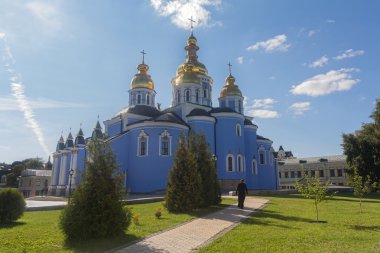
[236,179,248,209]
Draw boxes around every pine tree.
[165,133,202,212]
[60,139,131,240]
[193,133,221,207]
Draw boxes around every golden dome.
[219,74,242,97]
[174,64,201,85]
[130,63,154,90]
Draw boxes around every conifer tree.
[60,139,131,240]
[165,133,202,212]
[192,133,221,207]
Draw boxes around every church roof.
[244,118,257,127]
[257,135,271,141]
[210,107,236,113]
[187,108,211,117]
[153,112,188,125]
[126,105,161,118]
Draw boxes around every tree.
[190,133,221,207]
[296,174,330,222]
[165,133,202,212]
[343,99,380,184]
[22,157,44,170]
[45,156,52,170]
[59,139,131,240]
[350,167,378,213]
[6,162,25,187]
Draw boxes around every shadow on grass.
[63,233,140,253]
[241,209,317,229]
[348,225,380,231]
[0,221,26,229]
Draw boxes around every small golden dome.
[219,74,242,97]
[130,63,154,90]
[174,64,201,85]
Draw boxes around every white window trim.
[237,154,243,172]
[236,124,242,137]
[258,146,266,165]
[226,154,235,172]
[137,130,149,157]
[252,159,258,175]
[159,130,172,157]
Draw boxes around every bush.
[155,208,162,219]
[132,213,140,225]
[59,139,132,240]
[0,188,26,224]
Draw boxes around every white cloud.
[308,55,328,68]
[248,109,279,119]
[326,19,336,23]
[0,32,5,39]
[334,49,365,60]
[246,34,290,53]
[150,0,222,29]
[290,68,359,97]
[308,30,317,37]
[25,1,62,30]
[289,102,311,115]
[269,76,276,80]
[237,56,243,64]
[1,34,50,157]
[0,96,85,111]
[244,97,279,119]
[252,98,277,109]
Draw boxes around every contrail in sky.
[0,33,50,158]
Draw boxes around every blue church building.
[49,31,280,196]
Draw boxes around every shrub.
[59,139,132,240]
[0,188,26,224]
[133,213,140,225]
[155,208,162,219]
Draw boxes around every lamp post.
[212,154,218,167]
[68,168,74,204]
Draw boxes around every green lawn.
[0,198,235,253]
[200,193,380,253]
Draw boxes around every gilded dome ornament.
[219,62,242,97]
[130,50,155,90]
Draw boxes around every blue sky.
[1,0,379,163]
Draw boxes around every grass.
[0,198,236,253]
[200,193,380,253]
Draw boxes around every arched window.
[137,93,141,104]
[137,130,148,156]
[146,93,150,105]
[236,124,241,137]
[159,130,171,156]
[177,90,180,104]
[204,89,207,98]
[226,154,234,172]
[196,89,199,102]
[237,155,243,172]
[258,146,265,165]
[238,100,242,113]
[252,160,258,175]
[185,89,190,102]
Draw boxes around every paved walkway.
[113,197,269,253]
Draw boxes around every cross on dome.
[227,61,232,75]
[140,49,147,64]
[188,16,196,31]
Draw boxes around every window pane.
[228,157,232,171]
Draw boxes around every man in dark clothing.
[236,179,248,209]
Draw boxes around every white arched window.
[137,130,148,156]
[226,154,234,172]
[237,155,243,172]
[137,93,141,104]
[236,124,241,137]
[146,93,150,105]
[159,130,171,156]
[252,160,258,175]
[203,88,207,98]
[185,89,190,102]
[258,146,265,165]
[177,90,180,104]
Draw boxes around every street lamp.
[68,168,74,204]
